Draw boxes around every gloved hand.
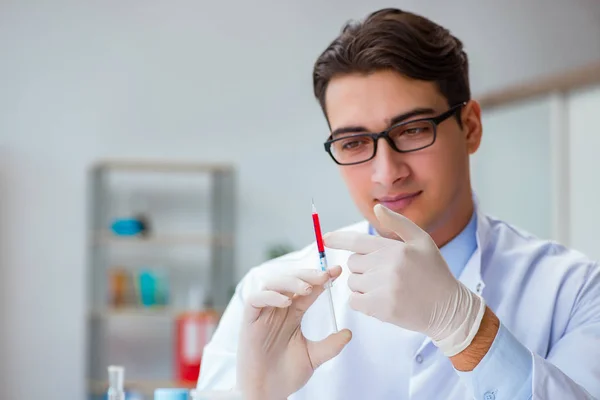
[324,204,485,357]
[237,265,352,400]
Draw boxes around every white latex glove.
[237,265,352,400]
[324,204,486,357]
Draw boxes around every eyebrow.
[331,107,437,137]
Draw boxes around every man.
[197,8,600,399]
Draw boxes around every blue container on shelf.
[154,388,190,400]
[137,269,169,307]
[111,218,145,236]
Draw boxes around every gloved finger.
[261,269,328,296]
[294,268,333,286]
[348,291,374,317]
[347,253,374,274]
[244,290,292,323]
[326,264,343,280]
[307,329,352,369]
[324,231,389,254]
[347,272,379,294]
[294,265,342,314]
[374,203,428,244]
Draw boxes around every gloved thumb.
[373,203,425,243]
[307,329,352,370]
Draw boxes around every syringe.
[107,365,125,400]
[311,199,339,333]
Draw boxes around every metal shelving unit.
[85,159,236,399]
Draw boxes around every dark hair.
[312,8,470,118]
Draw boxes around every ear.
[461,100,483,155]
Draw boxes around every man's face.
[324,69,482,243]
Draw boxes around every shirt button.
[483,391,496,400]
[476,283,483,293]
[415,354,423,364]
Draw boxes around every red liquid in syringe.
[312,202,325,254]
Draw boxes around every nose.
[371,139,409,186]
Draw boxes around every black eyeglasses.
[323,102,466,166]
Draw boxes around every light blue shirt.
[439,211,477,278]
[198,199,600,399]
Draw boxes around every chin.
[387,204,432,233]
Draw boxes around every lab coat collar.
[414,193,488,354]
[460,193,488,295]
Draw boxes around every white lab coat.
[197,206,600,399]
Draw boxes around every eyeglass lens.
[330,120,435,164]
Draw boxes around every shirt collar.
[439,211,478,278]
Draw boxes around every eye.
[403,123,433,135]
[342,140,364,150]
[335,136,372,152]
[405,126,429,135]
[391,121,434,138]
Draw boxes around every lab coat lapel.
[414,202,490,355]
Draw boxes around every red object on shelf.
[175,309,218,383]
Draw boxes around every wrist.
[450,306,500,371]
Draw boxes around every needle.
[311,199,339,333]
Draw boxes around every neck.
[429,190,475,248]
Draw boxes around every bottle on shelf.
[109,268,131,308]
[107,365,125,400]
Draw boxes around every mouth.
[376,191,422,211]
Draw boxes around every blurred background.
[1,0,599,399]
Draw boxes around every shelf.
[88,378,197,396]
[88,307,183,319]
[93,232,234,247]
[87,158,236,390]
[88,307,224,319]
[93,159,234,173]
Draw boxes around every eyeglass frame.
[323,102,467,166]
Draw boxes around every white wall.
[319,0,600,94]
[471,97,554,240]
[1,1,599,399]
[569,84,600,258]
